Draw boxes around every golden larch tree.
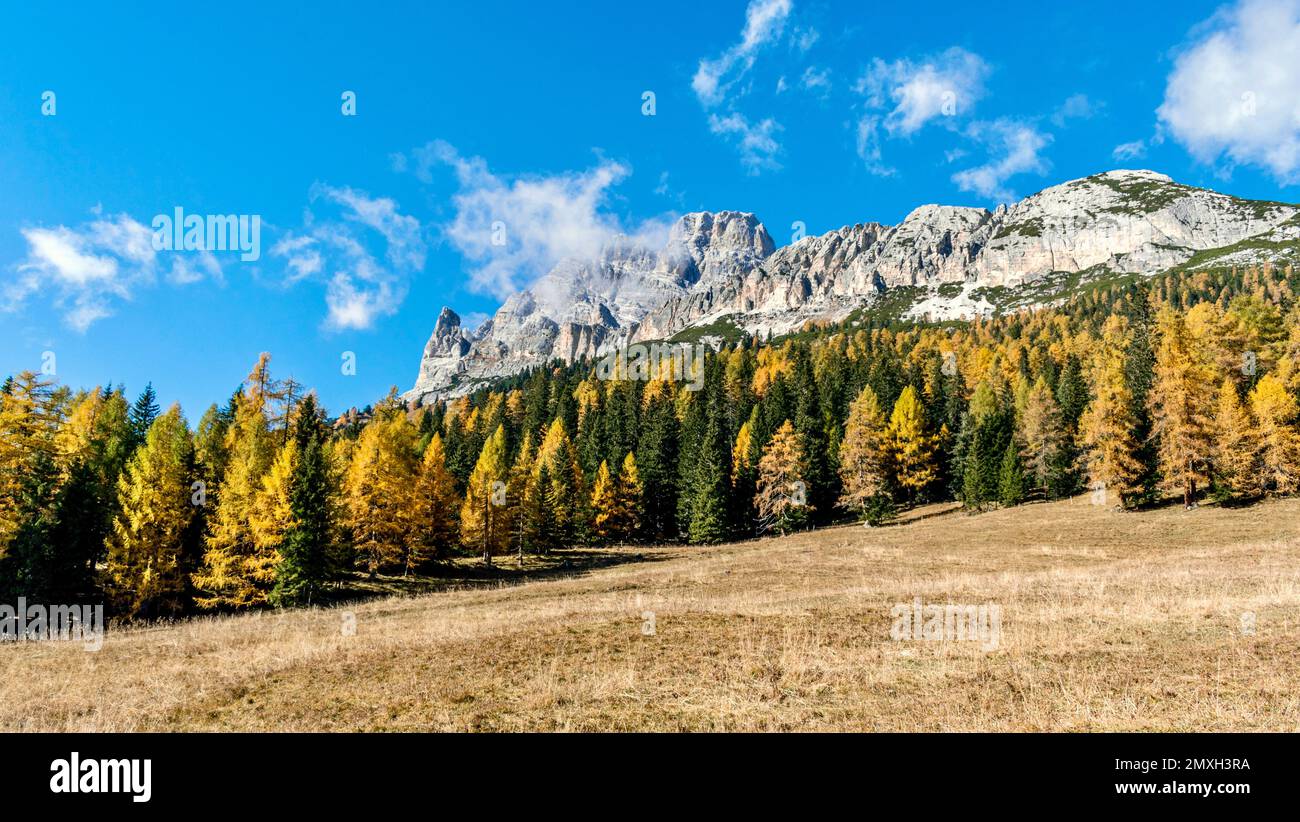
[1149,308,1217,507]
[105,405,197,620]
[460,424,510,565]
[1249,374,1300,496]
[838,384,891,514]
[1212,379,1259,499]
[1078,316,1144,508]
[756,420,811,535]
[886,385,938,503]
[410,432,460,569]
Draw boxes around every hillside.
[6,496,1298,732]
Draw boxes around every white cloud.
[792,26,819,53]
[654,171,671,196]
[1112,140,1148,161]
[273,186,426,331]
[6,212,219,332]
[856,47,990,138]
[709,112,784,173]
[408,141,669,300]
[1158,0,1300,181]
[800,65,831,93]
[166,252,223,286]
[855,115,893,177]
[1051,93,1101,127]
[951,120,1052,202]
[692,0,793,107]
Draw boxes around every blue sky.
[3,0,1299,417]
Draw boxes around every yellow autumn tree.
[732,419,755,480]
[756,420,811,534]
[410,432,460,568]
[105,405,197,620]
[0,371,63,555]
[1079,316,1144,508]
[1249,374,1300,496]
[506,431,538,560]
[1149,308,1217,507]
[838,384,892,516]
[460,424,510,564]
[343,411,419,576]
[1019,377,1066,496]
[533,417,584,549]
[589,460,619,544]
[194,355,280,608]
[616,451,643,541]
[886,385,937,503]
[1212,379,1259,499]
[248,438,297,559]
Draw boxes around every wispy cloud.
[708,112,784,173]
[5,212,221,332]
[1112,140,1148,161]
[856,47,990,139]
[855,115,893,176]
[272,185,425,331]
[692,0,793,108]
[799,65,831,94]
[851,46,990,176]
[1051,93,1102,127]
[951,119,1052,202]
[403,140,670,300]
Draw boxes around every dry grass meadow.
[4,495,1299,732]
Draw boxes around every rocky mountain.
[407,170,1299,403]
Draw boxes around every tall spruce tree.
[271,395,337,605]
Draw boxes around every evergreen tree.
[128,382,160,449]
[962,406,1010,511]
[792,348,833,523]
[687,362,731,545]
[0,450,63,602]
[997,438,1027,507]
[534,418,583,551]
[271,395,338,605]
[636,383,679,541]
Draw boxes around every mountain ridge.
[407,169,1299,403]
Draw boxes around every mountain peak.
[1094,169,1174,183]
[434,306,460,331]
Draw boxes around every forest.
[2,263,1299,621]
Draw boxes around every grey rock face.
[407,170,1298,402]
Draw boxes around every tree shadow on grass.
[322,547,673,607]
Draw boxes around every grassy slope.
[4,496,1299,732]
